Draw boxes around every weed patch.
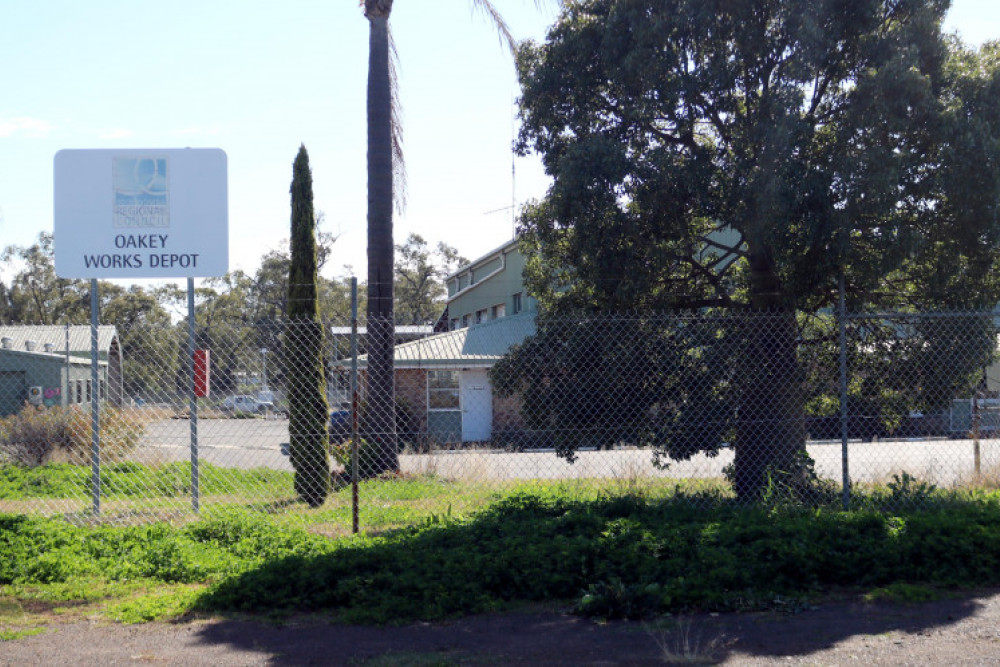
[0,627,46,641]
[4,487,1000,626]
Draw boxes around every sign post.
[187,278,200,513]
[91,280,100,516]
[55,148,228,515]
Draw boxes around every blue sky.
[1,0,998,284]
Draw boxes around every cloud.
[0,116,53,138]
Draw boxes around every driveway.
[134,418,1000,486]
[4,590,1000,665]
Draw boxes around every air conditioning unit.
[28,386,43,406]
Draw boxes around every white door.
[460,369,493,441]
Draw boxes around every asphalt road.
[135,417,1000,487]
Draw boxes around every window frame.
[427,370,461,412]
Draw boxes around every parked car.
[219,394,273,416]
[330,410,352,442]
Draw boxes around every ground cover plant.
[4,482,1000,635]
[0,461,294,501]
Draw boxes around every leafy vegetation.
[0,461,293,500]
[286,145,331,508]
[512,0,1000,499]
[4,482,1000,627]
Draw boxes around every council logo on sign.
[112,157,169,228]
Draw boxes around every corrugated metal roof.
[0,325,118,354]
[329,325,434,336]
[344,313,535,368]
[0,347,103,366]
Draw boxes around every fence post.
[90,279,100,516]
[973,384,981,477]
[838,273,850,511]
[187,278,200,513]
[351,277,360,534]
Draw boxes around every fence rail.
[2,309,999,524]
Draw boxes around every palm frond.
[469,0,516,53]
[389,24,407,213]
[471,1,566,55]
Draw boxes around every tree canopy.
[394,233,466,326]
[506,0,1000,498]
[516,0,1000,314]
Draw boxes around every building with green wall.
[340,239,539,445]
[444,239,536,330]
[0,326,121,417]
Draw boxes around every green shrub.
[330,438,392,480]
[0,404,146,466]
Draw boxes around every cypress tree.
[286,145,330,507]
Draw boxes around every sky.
[1,0,999,287]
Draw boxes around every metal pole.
[838,273,850,511]
[90,279,100,516]
[973,383,982,478]
[260,348,268,391]
[188,278,200,513]
[351,278,360,534]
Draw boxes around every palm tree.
[362,0,550,473]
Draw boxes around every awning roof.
[0,325,118,354]
[341,313,535,368]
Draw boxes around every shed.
[0,326,123,416]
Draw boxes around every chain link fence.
[1,310,998,525]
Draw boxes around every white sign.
[54,148,228,278]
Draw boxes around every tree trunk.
[732,245,808,500]
[366,13,399,474]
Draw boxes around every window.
[85,380,92,403]
[461,314,471,328]
[491,303,506,319]
[428,370,460,410]
[75,380,83,404]
[476,308,488,324]
[512,292,522,314]
[450,318,459,331]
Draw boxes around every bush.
[0,404,147,466]
[330,438,393,480]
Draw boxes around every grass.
[3,484,1000,632]
[0,461,294,501]
[5,462,1000,634]
[644,616,731,664]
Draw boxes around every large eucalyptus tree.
[509,0,1000,499]
[361,0,551,472]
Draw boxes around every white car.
[219,394,273,415]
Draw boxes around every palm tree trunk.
[366,11,399,474]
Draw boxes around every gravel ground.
[4,590,1000,665]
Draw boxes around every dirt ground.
[4,590,1000,665]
